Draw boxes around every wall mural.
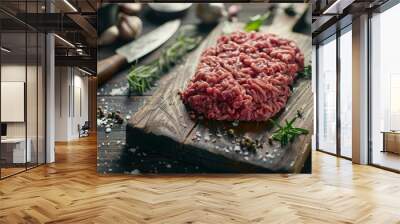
[97,3,313,174]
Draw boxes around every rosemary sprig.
[128,32,202,94]
[244,11,271,32]
[270,115,309,146]
[297,64,311,79]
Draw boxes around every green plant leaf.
[268,115,309,146]
[269,119,282,129]
[298,65,311,79]
[128,32,202,94]
[244,12,271,32]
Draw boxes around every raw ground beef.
[180,31,304,121]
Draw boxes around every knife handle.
[97,54,127,85]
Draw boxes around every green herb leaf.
[244,12,271,32]
[127,31,202,94]
[288,116,297,126]
[292,127,309,134]
[269,116,308,146]
[298,65,311,79]
[270,118,282,129]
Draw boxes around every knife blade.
[97,19,181,85]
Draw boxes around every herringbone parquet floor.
[1,135,400,224]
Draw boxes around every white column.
[352,14,369,164]
[45,0,56,163]
[46,32,55,163]
[312,45,317,151]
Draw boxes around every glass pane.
[25,0,39,170]
[340,28,352,158]
[38,33,45,165]
[317,36,337,154]
[1,31,27,177]
[371,4,400,171]
[0,0,46,178]
[27,31,38,169]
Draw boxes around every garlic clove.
[119,3,142,15]
[98,25,119,46]
[196,3,226,24]
[228,4,242,20]
[117,15,143,40]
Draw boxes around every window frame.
[315,23,353,161]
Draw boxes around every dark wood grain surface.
[97,3,311,174]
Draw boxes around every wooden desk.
[382,131,400,154]
[1,138,31,163]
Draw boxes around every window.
[318,36,336,153]
[316,25,353,159]
[317,35,337,154]
[339,27,352,158]
[370,3,400,171]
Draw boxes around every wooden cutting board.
[126,20,312,173]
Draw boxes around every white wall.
[1,65,31,138]
[1,63,46,164]
[54,66,89,141]
[54,66,69,141]
[1,65,26,138]
[72,73,89,138]
[1,82,25,122]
